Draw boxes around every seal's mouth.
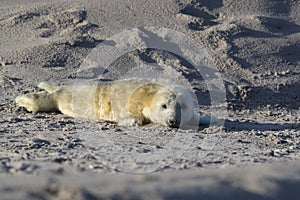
[167,102,181,128]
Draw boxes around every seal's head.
[129,82,195,128]
[149,86,196,128]
[147,88,181,127]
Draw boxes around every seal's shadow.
[224,119,299,132]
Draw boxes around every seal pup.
[15,79,212,128]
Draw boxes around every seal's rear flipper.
[38,82,59,93]
[15,91,56,112]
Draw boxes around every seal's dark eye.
[161,104,167,109]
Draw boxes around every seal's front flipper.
[118,116,143,127]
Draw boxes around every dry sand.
[0,0,299,199]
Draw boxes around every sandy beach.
[0,0,299,199]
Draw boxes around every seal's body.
[15,79,209,128]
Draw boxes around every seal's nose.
[168,119,179,128]
[168,102,181,128]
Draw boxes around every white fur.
[15,79,210,128]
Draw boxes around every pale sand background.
[0,0,299,199]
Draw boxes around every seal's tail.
[38,82,59,93]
